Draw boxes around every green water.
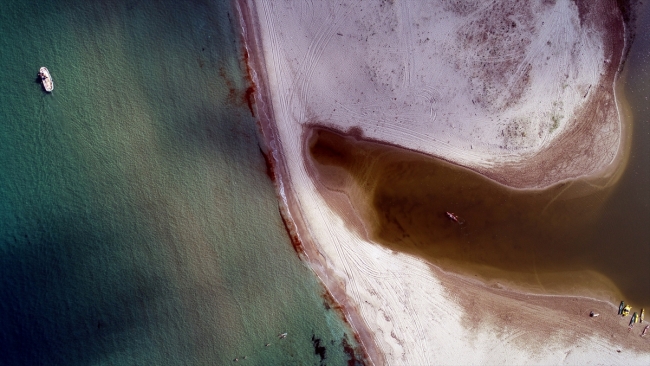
[0,1,363,365]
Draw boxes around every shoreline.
[234,1,382,364]
[467,0,628,189]
[301,123,632,302]
[237,0,650,363]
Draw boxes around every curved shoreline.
[237,0,649,363]
[466,0,629,189]
[234,1,382,364]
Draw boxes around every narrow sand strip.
[237,0,649,364]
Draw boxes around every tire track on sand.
[260,0,293,117]
[291,4,351,124]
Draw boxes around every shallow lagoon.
[306,3,650,308]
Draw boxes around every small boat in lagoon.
[629,312,638,327]
[640,308,645,323]
[622,305,631,317]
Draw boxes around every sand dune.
[237,0,649,364]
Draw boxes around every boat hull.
[39,67,53,92]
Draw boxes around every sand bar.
[237,0,650,364]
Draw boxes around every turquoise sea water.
[0,1,363,365]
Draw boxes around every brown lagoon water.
[306,3,650,308]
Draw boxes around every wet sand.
[238,0,650,364]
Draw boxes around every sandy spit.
[236,0,650,364]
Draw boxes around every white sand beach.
[237,0,650,364]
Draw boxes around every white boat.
[38,67,53,92]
